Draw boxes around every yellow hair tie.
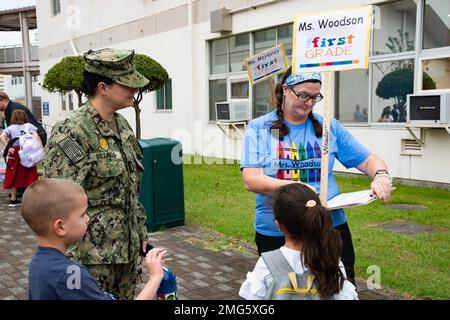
[306,200,317,208]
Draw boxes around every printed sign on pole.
[292,6,372,73]
[245,44,288,85]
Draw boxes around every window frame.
[369,56,416,127]
[421,0,450,52]
[418,52,450,93]
[336,0,450,127]
[155,78,173,112]
[61,93,67,111]
[207,0,450,125]
[207,24,293,122]
[51,0,61,16]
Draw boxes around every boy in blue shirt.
[21,178,167,300]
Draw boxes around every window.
[335,70,369,123]
[421,57,450,90]
[277,25,293,66]
[230,79,249,99]
[52,0,61,16]
[254,28,276,54]
[211,39,228,74]
[229,34,249,73]
[156,79,172,111]
[253,80,273,118]
[423,0,450,49]
[251,27,291,120]
[68,93,74,111]
[208,24,293,121]
[371,59,414,123]
[336,0,422,125]
[61,94,67,111]
[209,77,249,121]
[372,0,417,55]
[209,79,227,121]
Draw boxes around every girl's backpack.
[18,133,45,168]
[2,133,45,168]
[261,249,323,300]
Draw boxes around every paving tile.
[218,265,235,273]
[191,279,209,288]
[197,262,211,269]
[191,271,206,279]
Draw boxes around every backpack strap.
[3,137,19,163]
[261,249,295,276]
[262,249,319,296]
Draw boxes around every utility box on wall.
[139,138,185,232]
[211,8,232,33]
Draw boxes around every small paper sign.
[245,44,288,85]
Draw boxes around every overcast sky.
[0,0,35,11]
[0,0,37,45]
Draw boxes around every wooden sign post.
[267,76,276,108]
[319,72,333,205]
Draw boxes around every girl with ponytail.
[241,66,393,286]
[239,183,357,300]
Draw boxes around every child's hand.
[144,248,167,281]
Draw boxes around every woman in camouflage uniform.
[44,48,149,299]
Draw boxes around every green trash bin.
[139,138,185,232]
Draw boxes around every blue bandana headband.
[284,72,322,86]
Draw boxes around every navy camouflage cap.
[83,48,149,89]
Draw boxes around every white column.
[19,12,33,111]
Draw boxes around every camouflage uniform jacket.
[43,101,147,265]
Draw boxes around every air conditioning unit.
[407,93,450,124]
[215,101,250,122]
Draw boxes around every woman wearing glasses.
[240,66,392,286]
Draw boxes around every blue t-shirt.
[240,111,370,237]
[28,246,115,300]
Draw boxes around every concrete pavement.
[0,188,403,300]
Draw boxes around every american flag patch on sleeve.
[57,136,85,164]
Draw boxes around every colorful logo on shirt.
[276,140,322,183]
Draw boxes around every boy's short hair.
[21,179,86,236]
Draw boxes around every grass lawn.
[183,156,450,299]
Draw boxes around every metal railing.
[0,44,39,63]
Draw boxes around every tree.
[374,29,415,76]
[385,29,414,54]
[376,68,436,122]
[132,54,168,139]
[42,53,168,139]
[42,56,84,108]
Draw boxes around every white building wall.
[35,0,450,184]
[3,76,42,100]
[0,76,5,92]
